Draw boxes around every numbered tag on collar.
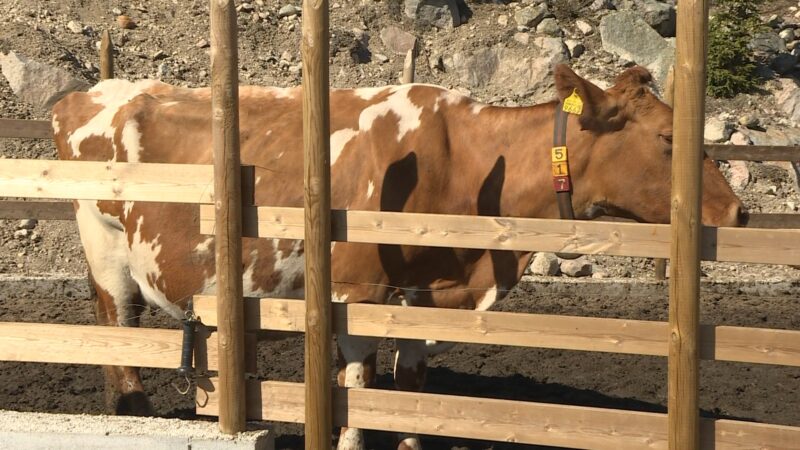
[553,176,571,193]
[562,89,583,115]
[551,146,568,163]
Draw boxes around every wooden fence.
[1,1,800,448]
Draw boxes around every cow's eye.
[660,133,673,145]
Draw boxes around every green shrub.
[707,0,764,98]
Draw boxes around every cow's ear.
[553,64,619,130]
[611,65,652,99]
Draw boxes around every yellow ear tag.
[562,89,584,115]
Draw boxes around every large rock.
[443,38,568,101]
[728,161,751,190]
[599,11,675,86]
[404,0,460,29]
[751,32,787,55]
[0,51,89,111]
[560,257,593,278]
[641,0,676,37]
[515,4,549,28]
[530,252,559,276]
[380,26,416,56]
[704,117,733,143]
[776,78,800,126]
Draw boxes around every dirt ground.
[1,279,798,450]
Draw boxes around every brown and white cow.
[52,65,744,450]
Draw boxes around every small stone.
[728,161,750,190]
[530,252,559,276]
[152,50,168,60]
[515,4,548,28]
[766,185,778,196]
[729,131,751,146]
[17,219,37,230]
[780,28,795,43]
[30,232,41,243]
[157,62,169,78]
[591,271,608,279]
[737,115,760,129]
[536,18,562,37]
[117,15,136,30]
[560,257,593,277]
[196,38,209,48]
[288,63,302,74]
[498,15,509,27]
[287,23,295,32]
[513,32,530,45]
[373,53,390,64]
[786,201,797,211]
[14,229,29,239]
[112,7,122,15]
[66,20,83,34]
[380,26,417,56]
[575,19,593,36]
[565,39,585,58]
[240,2,254,11]
[278,4,301,18]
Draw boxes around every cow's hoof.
[115,391,155,416]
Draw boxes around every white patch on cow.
[193,237,214,255]
[393,339,427,374]
[434,89,465,112]
[67,79,158,158]
[475,285,499,311]
[337,428,363,450]
[128,216,183,319]
[242,249,265,297]
[358,90,422,142]
[161,101,179,107]
[330,128,358,166]
[366,180,375,199]
[264,239,304,299]
[120,119,143,162]
[353,86,388,101]
[52,114,61,135]
[265,130,272,137]
[425,340,456,355]
[74,200,139,326]
[269,87,297,99]
[332,292,349,303]
[123,201,135,218]
[277,151,285,159]
[399,437,422,450]
[471,102,488,115]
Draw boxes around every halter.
[551,90,582,259]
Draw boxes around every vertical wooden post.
[100,30,114,80]
[669,3,707,450]
[401,48,415,84]
[302,1,332,449]
[210,0,246,435]
[655,65,675,281]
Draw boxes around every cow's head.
[554,64,745,227]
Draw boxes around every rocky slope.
[0,0,798,280]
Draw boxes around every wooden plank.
[0,322,219,371]
[0,119,53,139]
[301,0,333,448]
[198,206,800,265]
[401,48,415,84]
[745,213,800,229]
[197,379,800,450]
[192,297,800,367]
[705,145,800,161]
[210,0,246,434]
[0,159,215,203]
[100,29,114,80]
[0,201,75,220]
[670,1,708,447]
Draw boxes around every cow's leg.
[92,272,154,415]
[394,339,428,450]
[336,333,378,450]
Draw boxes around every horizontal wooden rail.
[745,213,800,229]
[199,206,800,265]
[192,297,800,367]
[0,200,76,220]
[0,159,215,203]
[0,119,53,139]
[196,379,800,450]
[0,322,219,371]
[705,144,800,161]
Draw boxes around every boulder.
[575,19,593,36]
[728,161,750,190]
[776,78,800,126]
[599,11,675,86]
[770,53,797,76]
[640,0,676,37]
[380,26,416,56]
[751,32,787,55]
[515,4,549,28]
[536,18,562,37]
[443,38,568,101]
[704,117,733,143]
[565,39,585,58]
[0,51,89,111]
[530,252,559,276]
[729,131,752,146]
[404,0,460,29]
[560,257,593,278]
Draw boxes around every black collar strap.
[552,101,575,220]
